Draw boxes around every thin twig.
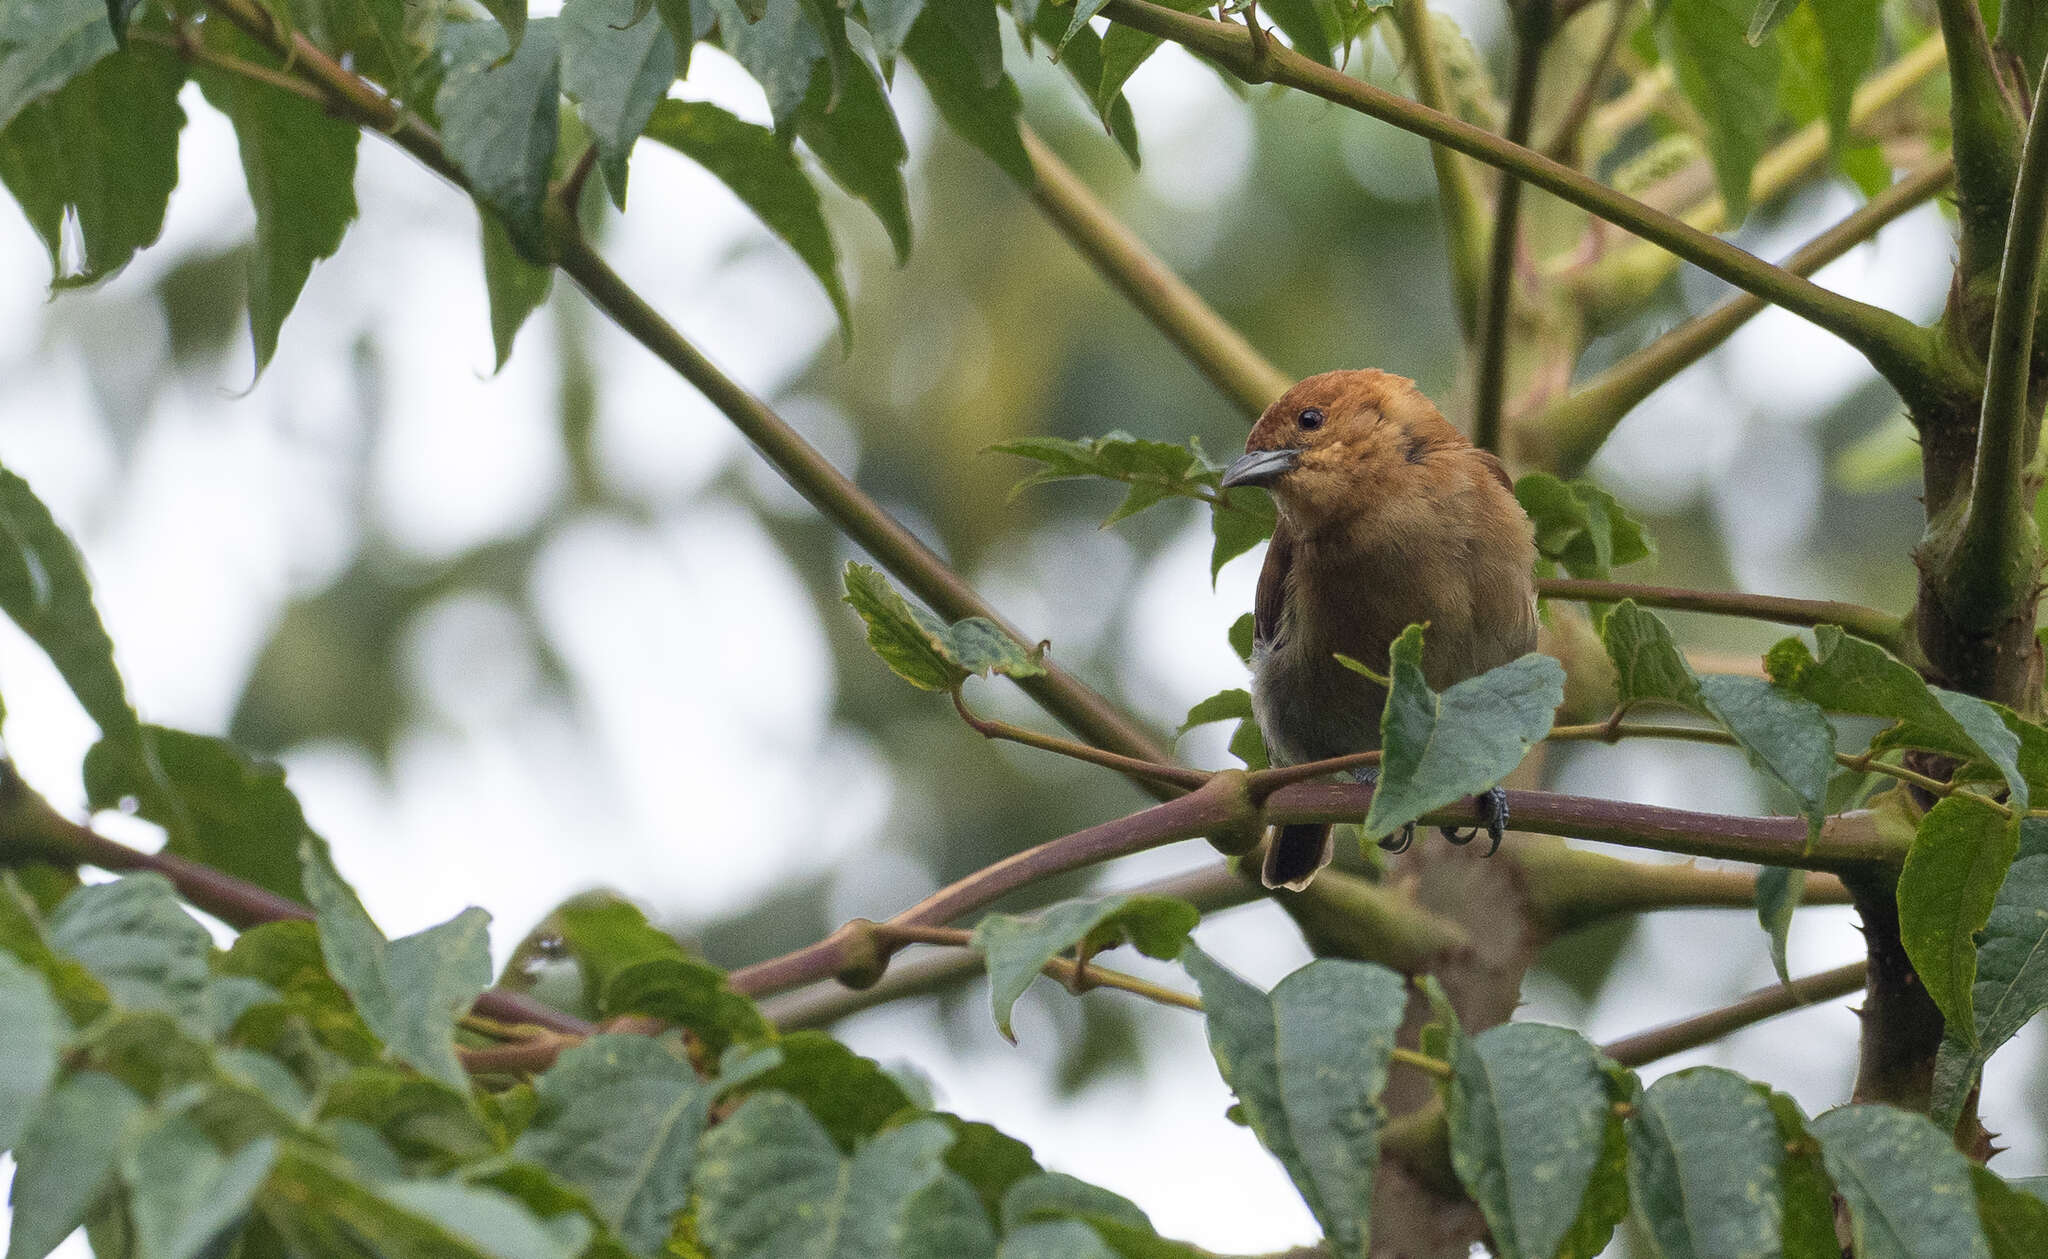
[1540,0,1629,162]
[1535,577,1914,654]
[1471,0,1551,454]
[1603,961,1867,1066]
[952,690,1213,790]
[1391,0,1489,336]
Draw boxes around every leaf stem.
[1521,156,1956,475]
[1096,0,1954,404]
[1947,53,2048,628]
[1020,127,1291,418]
[951,686,1212,790]
[1541,0,1629,162]
[1471,1,1550,455]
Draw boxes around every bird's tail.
[1260,822,1334,891]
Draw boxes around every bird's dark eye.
[1298,407,1325,431]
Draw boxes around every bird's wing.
[1255,520,1296,648]
[1474,449,1515,493]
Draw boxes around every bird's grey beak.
[1220,448,1302,490]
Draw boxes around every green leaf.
[1362,624,1564,841]
[478,0,529,52]
[0,0,116,127]
[797,53,912,263]
[1754,864,1804,982]
[1176,687,1269,770]
[1746,0,1794,40]
[561,0,676,207]
[0,28,185,287]
[841,563,1045,691]
[1022,6,1139,164]
[550,893,770,1053]
[1096,0,1214,128]
[1603,602,1834,843]
[902,5,1031,184]
[1624,1068,1792,1259]
[1658,0,1780,222]
[999,1221,1115,1259]
[265,1148,591,1259]
[83,726,326,904]
[1898,794,2017,1038]
[513,1035,780,1253]
[1181,947,1408,1253]
[643,98,850,337]
[47,874,211,1025]
[302,841,492,1091]
[195,21,359,375]
[735,1032,917,1149]
[1974,1167,2048,1259]
[1210,490,1275,580]
[1769,627,2027,809]
[437,19,561,262]
[1930,818,2048,1127]
[123,1118,278,1259]
[708,0,824,133]
[1764,1089,1841,1258]
[480,208,555,373]
[998,1172,1200,1258]
[4,1071,142,1259]
[1778,0,1877,162]
[1228,612,1255,663]
[0,951,63,1153]
[693,1094,965,1259]
[0,458,143,773]
[0,875,109,1027]
[865,0,926,69]
[1447,1022,1632,1259]
[969,894,1197,1041]
[1515,473,1655,584]
[1811,1104,1991,1259]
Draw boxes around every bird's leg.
[1377,822,1416,854]
[1438,787,1510,856]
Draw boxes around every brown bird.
[1220,370,1540,890]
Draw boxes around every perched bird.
[1220,370,1540,890]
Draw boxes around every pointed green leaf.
[1515,473,1655,583]
[1181,947,1408,1252]
[1624,1067,1791,1259]
[1779,0,1877,161]
[1210,490,1275,580]
[0,951,63,1153]
[0,874,109,1027]
[4,1072,142,1259]
[644,98,850,337]
[265,1148,590,1259]
[1899,794,2017,1038]
[1974,1167,2048,1259]
[437,20,561,262]
[1028,8,1139,165]
[1603,603,1834,841]
[513,1035,780,1252]
[0,32,185,287]
[1176,687,1267,769]
[1363,624,1564,840]
[797,53,912,263]
[841,563,1045,691]
[736,1032,918,1149]
[561,0,676,207]
[0,0,117,128]
[970,894,1196,1041]
[1229,612,1255,663]
[123,1119,277,1259]
[998,1171,1197,1257]
[46,874,211,1024]
[1811,1104,1991,1259]
[902,5,1030,183]
[865,0,926,69]
[694,1095,962,1259]
[477,0,529,52]
[83,726,326,904]
[196,22,359,374]
[480,208,554,373]
[302,841,492,1091]
[1930,817,2048,1127]
[1658,0,1780,222]
[1093,0,1214,125]
[711,0,825,133]
[550,893,769,1052]
[1754,864,1804,982]
[999,1221,1117,1259]
[1446,1022,1632,1259]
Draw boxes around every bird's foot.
[1438,788,1509,857]
[1377,821,1416,854]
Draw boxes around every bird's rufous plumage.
[1221,370,1539,889]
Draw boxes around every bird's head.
[1220,369,1482,531]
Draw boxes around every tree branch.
[1533,576,1917,658]
[1096,0,1955,406]
[1514,841,1853,935]
[1020,126,1291,418]
[1471,1,1550,455]
[1947,53,2048,631]
[1391,0,1489,337]
[1520,157,1956,476]
[1937,0,2027,284]
[1602,961,1867,1066]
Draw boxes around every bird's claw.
[1436,787,1510,856]
[1377,821,1417,854]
